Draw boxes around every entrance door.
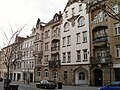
[115,68,120,81]
[94,69,103,86]
[30,73,33,82]
[78,72,86,84]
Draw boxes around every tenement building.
[87,0,120,86]
[60,0,90,85]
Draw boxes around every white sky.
[0,0,68,49]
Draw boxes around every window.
[112,4,119,14]
[114,23,120,35]
[45,30,50,39]
[44,69,48,78]
[76,33,80,44]
[62,37,66,47]
[35,33,39,40]
[62,53,66,63]
[45,42,49,50]
[72,7,75,15]
[79,72,85,80]
[65,11,68,18]
[64,71,68,80]
[83,49,88,61]
[77,50,81,62]
[79,4,82,11]
[78,16,85,27]
[37,70,41,76]
[116,45,120,58]
[53,71,58,79]
[67,36,71,46]
[35,44,38,51]
[67,52,71,63]
[64,22,70,32]
[83,31,87,43]
[44,55,49,63]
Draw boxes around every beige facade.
[88,0,120,86]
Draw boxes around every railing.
[51,46,60,51]
[52,33,60,38]
[90,55,112,64]
[93,36,108,44]
[49,60,61,67]
[35,62,42,67]
[33,51,43,55]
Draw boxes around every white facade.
[21,36,35,82]
[60,1,90,85]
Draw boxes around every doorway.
[93,69,103,86]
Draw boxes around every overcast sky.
[0,0,68,49]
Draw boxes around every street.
[0,81,99,90]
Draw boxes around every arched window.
[44,69,48,78]
[78,72,85,80]
[64,22,70,31]
[78,16,85,27]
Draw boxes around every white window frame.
[67,36,71,46]
[114,23,120,35]
[116,45,120,58]
[76,33,80,44]
[83,31,87,42]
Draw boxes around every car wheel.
[36,85,39,88]
[44,86,47,89]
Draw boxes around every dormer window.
[65,11,68,18]
[113,4,119,14]
[79,4,82,11]
[72,7,75,16]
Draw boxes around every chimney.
[59,11,61,15]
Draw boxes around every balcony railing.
[49,60,61,67]
[93,36,108,44]
[33,51,43,56]
[51,46,60,51]
[90,55,112,64]
[52,33,60,38]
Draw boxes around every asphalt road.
[0,81,99,90]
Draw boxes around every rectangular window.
[62,53,66,63]
[37,71,40,76]
[64,71,68,80]
[77,50,81,62]
[79,4,82,11]
[65,11,68,18]
[67,36,71,46]
[83,49,88,61]
[76,33,80,44]
[83,31,87,42]
[116,45,120,58]
[44,55,49,63]
[114,23,120,35]
[67,52,71,63]
[45,42,49,50]
[72,7,75,15]
[62,37,66,46]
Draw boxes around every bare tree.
[0,24,26,90]
[87,0,120,21]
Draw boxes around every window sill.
[67,44,71,47]
[76,42,81,45]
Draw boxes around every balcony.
[90,55,112,65]
[91,17,108,30]
[49,60,61,67]
[51,33,60,40]
[33,51,43,56]
[93,36,108,46]
[51,46,60,51]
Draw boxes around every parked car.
[36,80,57,89]
[99,81,120,90]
